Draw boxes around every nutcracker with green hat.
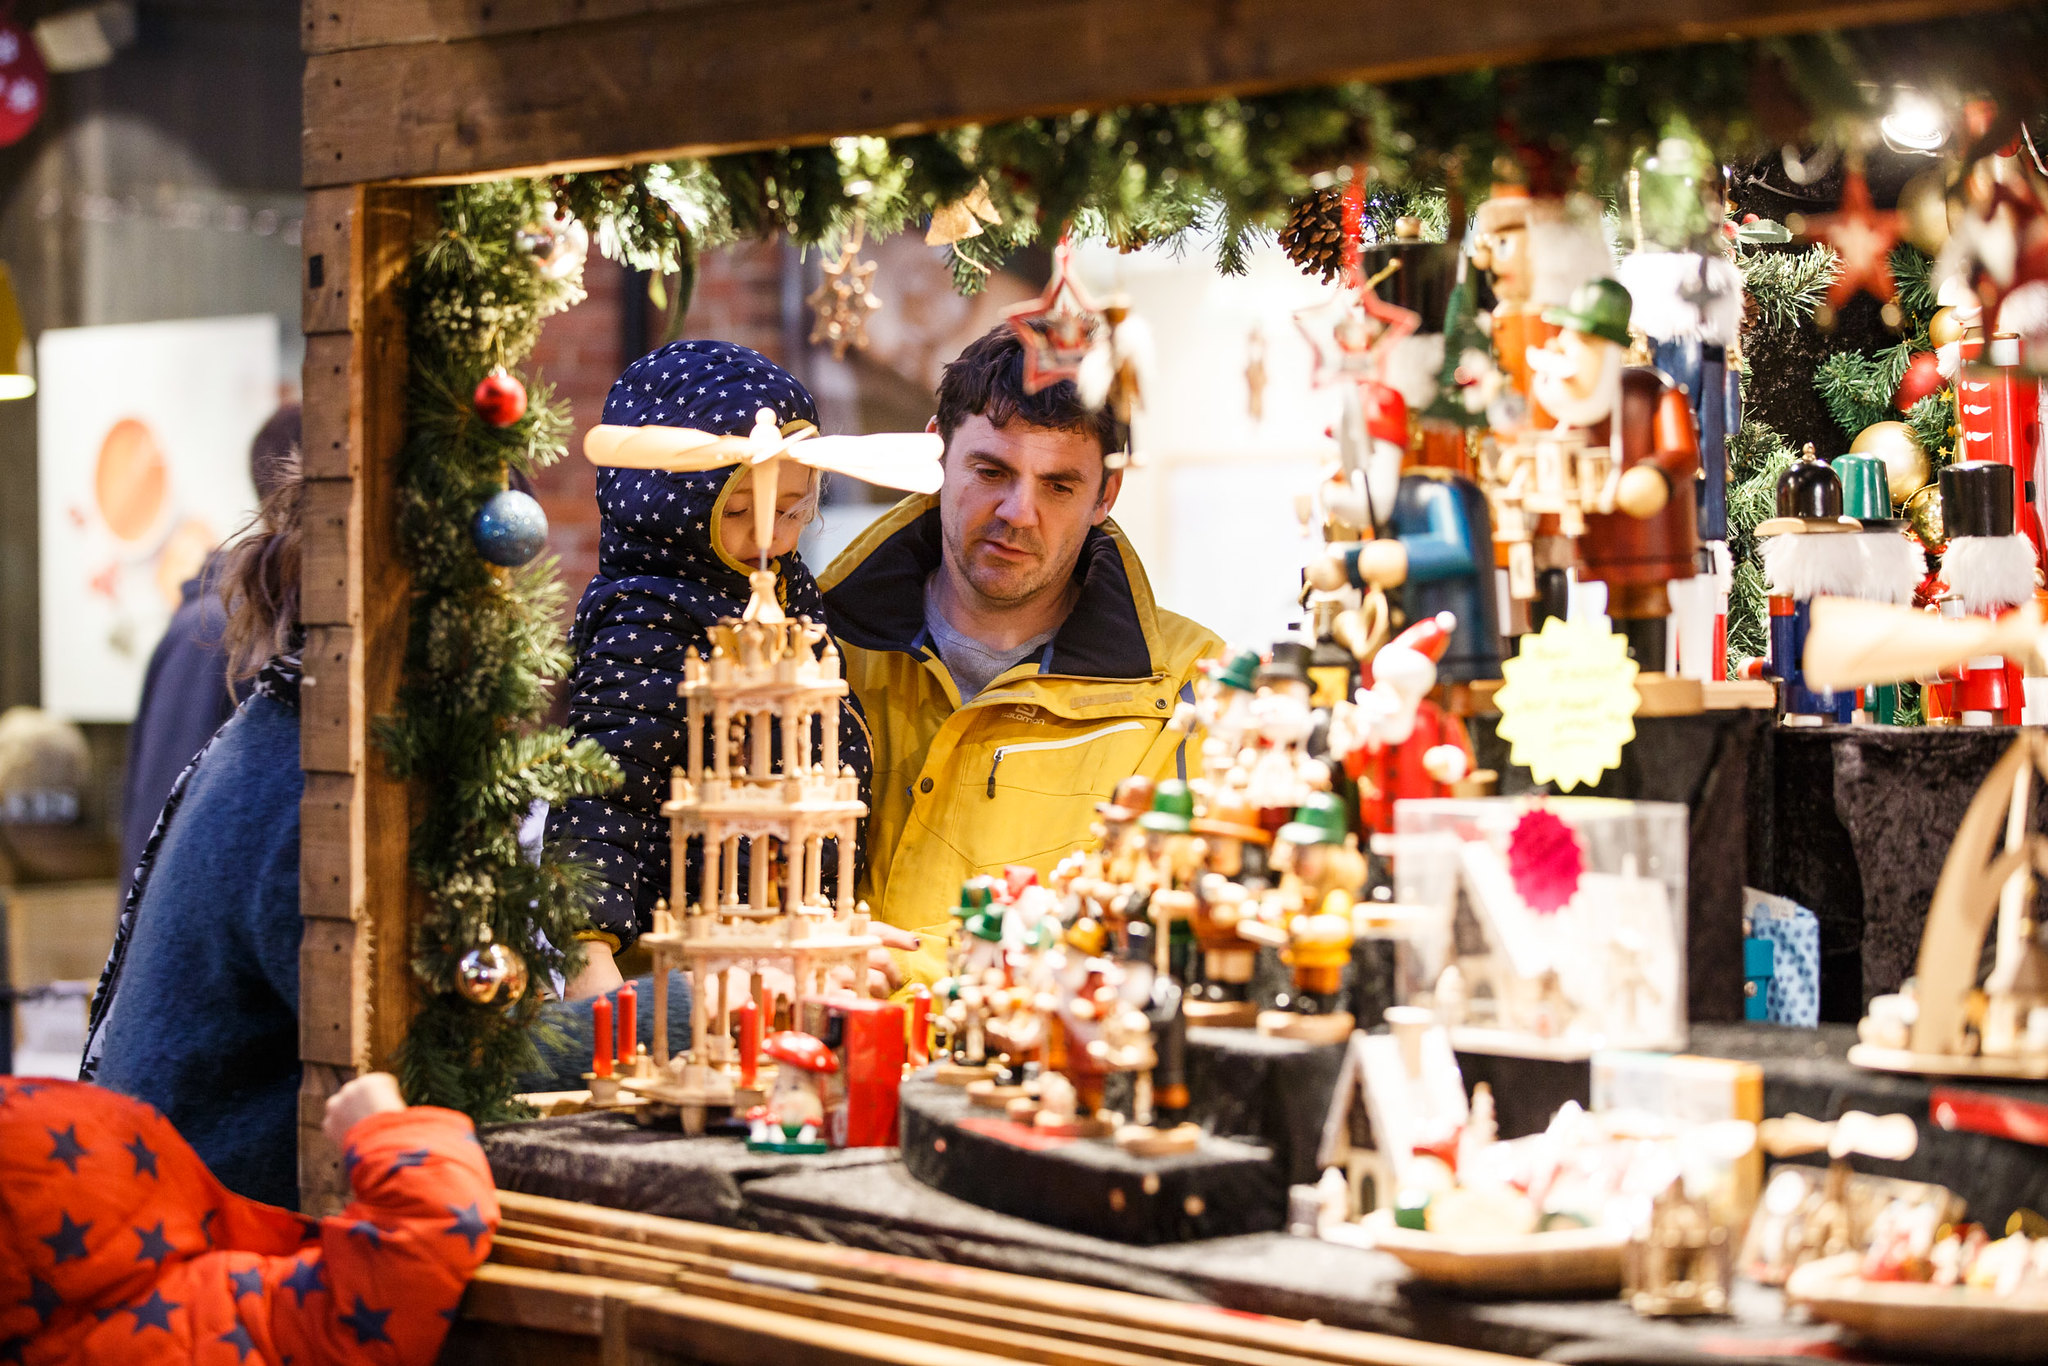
[1757,446,1863,724]
[1261,792,1368,1037]
[933,877,1005,1067]
[1836,451,1925,723]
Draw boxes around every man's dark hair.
[934,325,1127,468]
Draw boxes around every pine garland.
[1725,420,1798,676]
[1814,345,1915,440]
[525,10,2048,291]
[380,181,622,1120]
[1739,244,1836,333]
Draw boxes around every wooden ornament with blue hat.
[1939,459,2035,725]
[1757,444,1863,724]
[1835,451,1924,723]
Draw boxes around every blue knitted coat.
[545,341,873,949]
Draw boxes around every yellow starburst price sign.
[1493,616,1641,792]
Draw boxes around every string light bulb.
[1881,89,1948,156]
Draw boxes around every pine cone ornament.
[1279,186,1349,283]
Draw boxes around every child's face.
[720,461,816,564]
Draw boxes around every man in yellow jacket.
[821,325,1222,987]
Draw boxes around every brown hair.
[934,325,1127,475]
[218,445,304,681]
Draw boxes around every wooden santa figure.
[1758,447,1865,723]
[1939,460,2037,725]
[1329,612,1474,833]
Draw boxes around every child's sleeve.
[546,584,701,948]
[255,1107,499,1366]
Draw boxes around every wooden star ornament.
[1002,238,1104,393]
[1804,169,1901,310]
[806,218,883,360]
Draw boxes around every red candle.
[616,982,637,1066]
[736,999,761,1089]
[908,985,932,1065]
[591,995,613,1079]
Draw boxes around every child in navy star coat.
[547,341,875,994]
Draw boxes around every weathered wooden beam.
[296,181,438,1214]
[304,0,2017,187]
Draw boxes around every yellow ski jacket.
[820,496,1223,987]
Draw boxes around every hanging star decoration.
[1802,167,1902,311]
[1002,237,1104,394]
[1292,180,1420,390]
[925,178,1002,245]
[806,215,883,360]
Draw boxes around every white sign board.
[37,315,279,721]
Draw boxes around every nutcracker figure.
[1834,452,1924,723]
[1186,796,1272,1021]
[1614,247,1743,680]
[1757,448,1865,723]
[1939,460,2036,725]
[1539,279,1703,672]
[1956,330,2047,574]
[1306,382,1502,683]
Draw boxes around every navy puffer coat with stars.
[546,341,872,950]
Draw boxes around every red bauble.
[473,368,528,427]
[0,23,49,149]
[1894,351,1945,412]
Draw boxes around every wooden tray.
[1847,1043,2048,1081]
[1362,1209,1628,1295]
[1786,1253,2048,1361]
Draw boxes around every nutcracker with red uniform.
[1939,460,2036,725]
[1328,612,1474,834]
[802,995,909,1148]
[1955,329,2047,575]
[1758,448,1865,723]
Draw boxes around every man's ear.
[924,415,940,434]
[1092,465,1126,525]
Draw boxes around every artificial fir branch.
[383,181,622,1118]
[1738,244,1836,333]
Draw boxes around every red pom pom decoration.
[473,367,528,427]
[1893,351,1945,412]
[1506,806,1584,915]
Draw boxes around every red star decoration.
[1002,238,1103,394]
[1805,170,1901,310]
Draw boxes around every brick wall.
[523,241,792,608]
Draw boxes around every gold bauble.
[1904,482,1946,550]
[1850,420,1933,508]
[1928,306,1964,350]
[1897,168,1955,255]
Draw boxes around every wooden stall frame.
[298,0,2020,1204]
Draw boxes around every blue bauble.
[471,489,548,567]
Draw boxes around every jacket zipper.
[986,721,1147,798]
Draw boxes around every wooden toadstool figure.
[746,1031,839,1153]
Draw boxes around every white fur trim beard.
[1855,531,1925,605]
[1762,532,1867,600]
[1942,534,2038,613]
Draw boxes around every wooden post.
[297,183,437,1214]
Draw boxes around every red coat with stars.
[0,1078,497,1365]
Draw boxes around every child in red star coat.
[0,1072,497,1364]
